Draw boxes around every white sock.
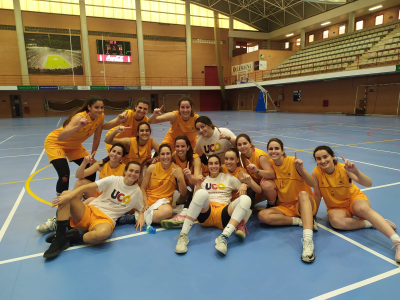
[303,229,313,241]
[180,208,188,217]
[222,224,236,237]
[364,220,373,228]
[181,218,194,235]
[390,234,400,243]
[292,217,302,226]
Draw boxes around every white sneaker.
[36,217,57,234]
[175,233,189,254]
[301,238,315,263]
[215,234,229,255]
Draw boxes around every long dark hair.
[208,154,222,172]
[178,97,194,117]
[313,145,337,165]
[99,143,127,167]
[267,138,286,157]
[63,95,104,127]
[136,122,151,158]
[195,116,215,129]
[175,135,194,168]
[236,133,254,149]
[225,148,241,167]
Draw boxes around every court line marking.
[0,228,165,266]
[361,181,400,192]
[0,136,14,145]
[0,154,40,159]
[0,146,44,151]
[310,268,400,300]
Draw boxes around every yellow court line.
[0,175,75,186]
[299,138,400,152]
[25,165,54,206]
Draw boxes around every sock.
[222,224,236,237]
[364,220,373,228]
[55,220,69,239]
[303,229,313,241]
[180,208,188,217]
[292,217,302,226]
[181,218,194,235]
[243,209,252,223]
[390,234,400,243]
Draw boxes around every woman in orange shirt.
[148,97,199,150]
[141,144,187,224]
[258,138,318,263]
[44,96,121,196]
[312,145,399,263]
[236,134,276,206]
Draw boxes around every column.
[348,11,355,34]
[185,0,192,86]
[300,28,305,49]
[13,0,30,85]
[135,0,146,86]
[228,16,233,58]
[79,0,92,86]
[213,12,227,109]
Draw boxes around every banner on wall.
[232,62,253,76]
[254,61,267,71]
[24,33,83,75]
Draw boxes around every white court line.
[310,268,400,300]
[361,182,400,192]
[0,227,165,266]
[0,146,43,151]
[0,135,14,145]
[317,223,399,266]
[56,118,61,127]
[0,154,40,159]
[350,160,400,172]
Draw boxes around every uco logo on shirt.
[203,142,222,154]
[111,189,131,203]
[205,183,226,190]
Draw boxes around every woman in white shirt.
[43,161,144,259]
[194,116,236,164]
[174,154,252,256]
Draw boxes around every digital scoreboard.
[96,40,131,63]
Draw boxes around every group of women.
[39,95,400,264]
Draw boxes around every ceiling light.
[369,5,382,11]
[321,22,331,26]
[286,33,294,37]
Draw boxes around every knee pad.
[238,195,252,210]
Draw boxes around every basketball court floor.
[0,111,399,300]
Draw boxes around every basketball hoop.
[236,70,249,84]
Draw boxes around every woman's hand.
[153,105,164,116]
[342,156,359,174]
[77,113,90,129]
[294,152,303,169]
[217,127,231,141]
[246,159,258,173]
[117,110,128,123]
[52,192,73,208]
[134,212,145,231]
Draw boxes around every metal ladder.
[249,79,279,112]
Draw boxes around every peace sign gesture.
[78,113,90,128]
[217,127,232,141]
[341,156,358,174]
[83,151,96,165]
[246,158,258,173]
[153,105,164,116]
[294,152,303,169]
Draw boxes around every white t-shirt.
[195,127,236,158]
[200,173,242,205]
[89,175,144,224]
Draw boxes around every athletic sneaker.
[301,238,315,263]
[235,220,249,239]
[215,234,229,255]
[117,214,136,225]
[393,240,400,263]
[43,236,70,259]
[175,233,189,254]
[36,217,57,234]
[161,214,186,229]
[46,228,79,244]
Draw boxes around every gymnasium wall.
[226,73,400,115]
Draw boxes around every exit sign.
[396,65,400,71]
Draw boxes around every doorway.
[10,95,23,118]
[204,66,220,86]
[150,94,158,112]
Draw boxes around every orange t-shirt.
[241,148,268,184]
[313,163,361,208]
[146,162,177,206]
[45,111,104,148]
[221,165,246,201]
[106,110,149,139]
[123,137,153,165]
[167,111,199,142]
[94,161,126,197]
[172,152,208,185]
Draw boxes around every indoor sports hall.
[1,1,400,299]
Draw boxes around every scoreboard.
[96,40,131,63]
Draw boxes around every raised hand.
[183,161,192,177]
[153,105,164,116]
[197,174,206,184]
[341,156,358,173]
[239,170,252,184]
[115,126,131,133]
[84,151,96,165]
[217,127,231,141]
[78,113,90,128]
[246,158,258,173]
[294,152,303,169]
[171,163,181,179]
[117,110,128,123]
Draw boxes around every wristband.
[256,169,260,174]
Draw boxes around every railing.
[224,46,400,85]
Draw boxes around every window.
[309,34,314,43]
[296,38,300,46]
[356,20,364,30]
[285,42,289,49]
[339,25,345,35]
[375,14,383,26]
[398,9,400,20]
[323,30,329,39]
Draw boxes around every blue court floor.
[0,111,399,300]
